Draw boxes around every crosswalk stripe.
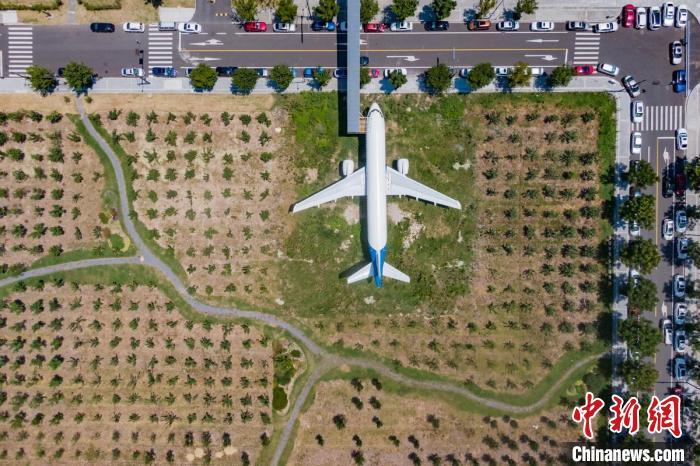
[7,26,33,73]
[635,105,685,132]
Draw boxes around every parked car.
[675,330,688,353]
[530,67,545,76]
[56,67,64,78]
[663,318,673,344]
[459,67,472,78]
[531,21,554,31]
[497,20,520,31]
[574,65,595,75]
[384,68,407,78]
[256,68,268,78]
[152,67,177,77]
[663,167,675,198]
[676,171,687,197]
[649,6,662,29]
[467,19,491,30]
[424,21,449,31]
[178,22,201,34]
[360,56,369,66]
[675,302,688,324]
[333,68,347,79]
[390,21,413,31]
[594,21,619,32]
[677,128,688,150]
[183,67,195,77]
[597,63,620,76]
[671,41,683,64]
[664,218,675,240]
[673,69,687,93]
[677,237,690,261]
[121,67,144,77]
[123,22,145,33]
[676,4,688,27]
[674,274,686,298]
[674,356,688,381]
[272,23,296,32]
[90,22,115,33]
[215,66,237,77]
[311,20,335,31]
[630,220,640,237]
[630,132,642,155]
[494,66,511,77]
[632,101,644,123]
[676,209,688,233]
[566,21,588,30]
[370,68,381,78]
[363,22,387,32]
[243,21,267,32]
[622,75,641,97]
[662,1,675,27]
[635,6,647,28]
[621,4,636,27]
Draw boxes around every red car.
[574,65,595,75]
[370,68,381,78]
[363,22,387,32]
[675,172,687,197]
[621,4,635,28]
[243,21,267,32]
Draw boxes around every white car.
[177,22,201,34]
[663,318,673,345]
[497,20,519,31]
[597,63,619,77]
[530,67,545,76]
[675,330,688,353]
[121,67,144,77]
[675,302,688,325]
[676,209,688,233]
[383,68,407,78]
[272,23,296,32]
[635,7,647,28]
[649,6,662,29]
[631,101,644,123]
[674,274,686,298]
[459,67,472,78]
[494,66,511,76]
[664,218,675,240]
[662,1,675,27]
[593,22,619,33]
[676,128,688,150]
[630,220,640,237]
[630,132,642,155]
[530,21,554,31]
[677,236,690,260]
[676,4,688,27]
[671,40,683,65]
[123,22,145,33]
[390,21,413,31]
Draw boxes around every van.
[158,22,177,31]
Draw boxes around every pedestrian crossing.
[573,32,600,65]
[6,26,33,77]
[632,105,685,132]
[147,23,174,72]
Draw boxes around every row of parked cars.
[620,2,689,29]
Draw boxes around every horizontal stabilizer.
[383,262,410,283]
[347,263,373,284]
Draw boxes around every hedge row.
[0,0,61,10]
[77,0,120,10]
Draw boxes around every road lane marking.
[182,47,567,53]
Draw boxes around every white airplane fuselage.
[365,104,389,286]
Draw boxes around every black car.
[424,21,449,31]
[311,20,328,31]
[90,22,115,33]
[215,66,238,77]
[152,67,177,77]
[56,67,64,78]
[663,168,674,198]
[360,56,369,66]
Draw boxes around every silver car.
[671,41,683,64]
[675,302,688,325]
[675,330,687,353]
[663,318,673,345]
[677,237,689,260]
[676,210,688,233]
[674,356,688,381]
[674,274,686,298]
[649,6,662,30]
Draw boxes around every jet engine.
[341,159,354,177]
[396,158,409,175]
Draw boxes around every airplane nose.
[368,103,383,117]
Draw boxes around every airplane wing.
[386,166,461,210]
[292,167,365,213]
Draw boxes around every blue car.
[311,20,335,31]
[152,67,177,77]
[673,69,686,93]
[303,67,325,78]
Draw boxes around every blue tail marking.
[369,246,387,288]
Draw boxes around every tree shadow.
[418,4,434,22]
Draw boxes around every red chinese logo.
[572,392,605,439]
[609,394,640,435]
[648,394,682,438]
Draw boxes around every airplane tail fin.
[346,262,410,285]
[347,263,373,284]
[383,262,410,283]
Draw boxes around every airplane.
[292,103,461,287]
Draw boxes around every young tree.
[618,318,661,357]
[628,160,659,187]
[233,0,258,21]
[477,0,496,18]
[360,67,371,87]
[431,0,456,20]
[688,240,700,264]
[621,238,661,274]
[387,70,407,90]
[620,194,655,229]
[25,65,59,96]
[313,68,331,89]
[686,158,700,191]
[507,61,531,88]
[189,63,218,91]
[63,62,95,94]
[424,63,452,95]
[547,65,574,88]
[315,0,339,21]
[513,0,538,19]
[361,0,379,23]
[270,64,294,91]
[275,0,297,23]
[232,68,259,94]
[627,277,657,314]
[391,0,418,20]
[621,359,658,393]
[467,62,495,89]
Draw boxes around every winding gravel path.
[0,100,605,465]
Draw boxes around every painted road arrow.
[188,57,222,62]
[387,55,419,62]
[524,54,557,61]
[526,39,559,43]
[663,148,670,165]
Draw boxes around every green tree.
[477,0,496,17]
[431,0,456,19]
[507,61,531,88]
[25,65,58,96]
[688,240,700,264]
[547,65,574,88]
[313,68,331,89]
[619,318,661,357]
[467,62,495,89]
[233,0,258,21]
[628,160,658,187]
[513,0,538,19]
[391,0,418,20]
[314,0,339,21]
[361,0,379,23]
[189,63,218,91]
[270,64,294,91]
[232,68,259,94]
[424,63,452,95]
[687,158,700,191]
[387,70,407,90]
[627,276,657,313]
[63,62,95,94]
[275,0,297,23]
[360,67,371,88]
[620,194,655,229]
[621,239,661,274]
[621,359,658,393]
